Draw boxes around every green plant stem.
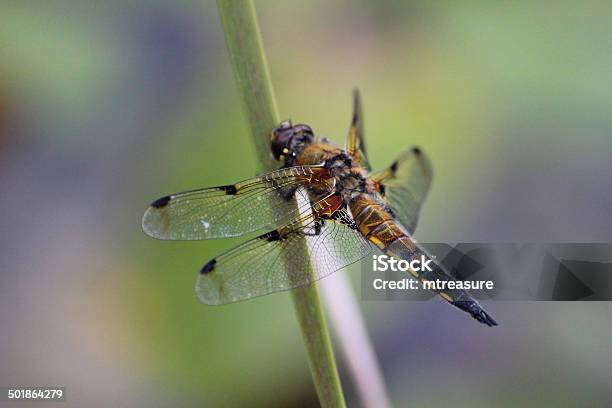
[216,1,346,406]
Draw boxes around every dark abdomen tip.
[452,300,498,327]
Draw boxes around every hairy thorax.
[294,138,379,204]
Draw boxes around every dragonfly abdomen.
[383,233,498,326]
[351,195,497,326]
[351,194,401,249]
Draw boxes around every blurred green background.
[1,1,611,407]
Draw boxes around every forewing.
[142,166,331,240]
[196,210,372,304]
[373,147,433,234]
[346,89,371,172]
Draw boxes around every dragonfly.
[142,90,497,327]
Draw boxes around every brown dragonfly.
[142,91,497,327]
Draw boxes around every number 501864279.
[2,387,65,401]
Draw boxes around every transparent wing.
[142,166,332,240]
[345,89,371,172]
[196,209,372,304]
[371,147,432,234]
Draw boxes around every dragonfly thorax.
[323,152,369,201]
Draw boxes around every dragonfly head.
[271,121,314,162]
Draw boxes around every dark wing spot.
[352,109,358,126]
[258,230,281,242]
[379,184,386,196]
[389,161,398,174]
[200,259,217,275]
[151,195,171,208]
[220,185,238,195]
[412,146,422,156]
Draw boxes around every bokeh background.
[1,1,611,406]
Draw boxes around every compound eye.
[271,125,295,160]
[293,124,313,136]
